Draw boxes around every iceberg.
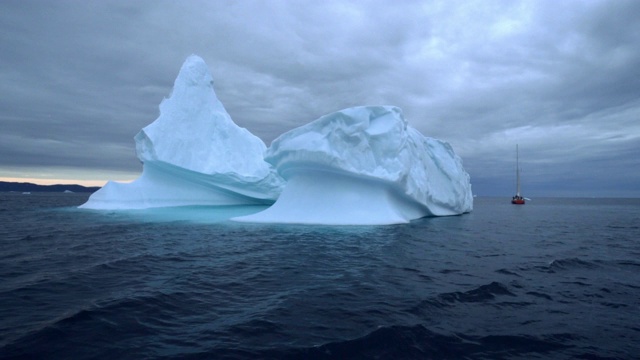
[80,55,472,225]
[233,106,473,225]
[80,55,284,210]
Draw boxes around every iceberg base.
[80,161,274,210]
[233,169,431,225]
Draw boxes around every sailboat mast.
[516,144,521,197]
[511,144,525,204]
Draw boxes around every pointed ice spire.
[134,55,273,178]
[80,55,284,210]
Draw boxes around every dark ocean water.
[1,193,639,359]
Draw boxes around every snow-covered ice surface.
[80,55,283,210]
[234,106,473,225]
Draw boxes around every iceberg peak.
[135,54,262,176]
[80,55,284,210]
[176,54,214,86]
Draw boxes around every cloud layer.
[1,0,639,196]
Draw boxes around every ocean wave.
[547,258,600,271]
[1,290,207,358]
[409,281,518,316]
[166,324,574,360]
[437,282,515,304]
[495,268,521,277]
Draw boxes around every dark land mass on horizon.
[0,181,100,193]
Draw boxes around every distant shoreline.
[0,181,100,193]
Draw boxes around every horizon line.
[0,177,110,187]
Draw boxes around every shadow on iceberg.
[80,161,278,210]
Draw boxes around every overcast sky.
[1,0,639,197]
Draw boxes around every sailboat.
[511,144,525,205]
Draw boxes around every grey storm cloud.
[1,0,639,196]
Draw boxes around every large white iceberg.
[234,106,473,225]
[80,55,284,210]
[80,55,472,225]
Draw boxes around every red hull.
[511,198,525,205]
